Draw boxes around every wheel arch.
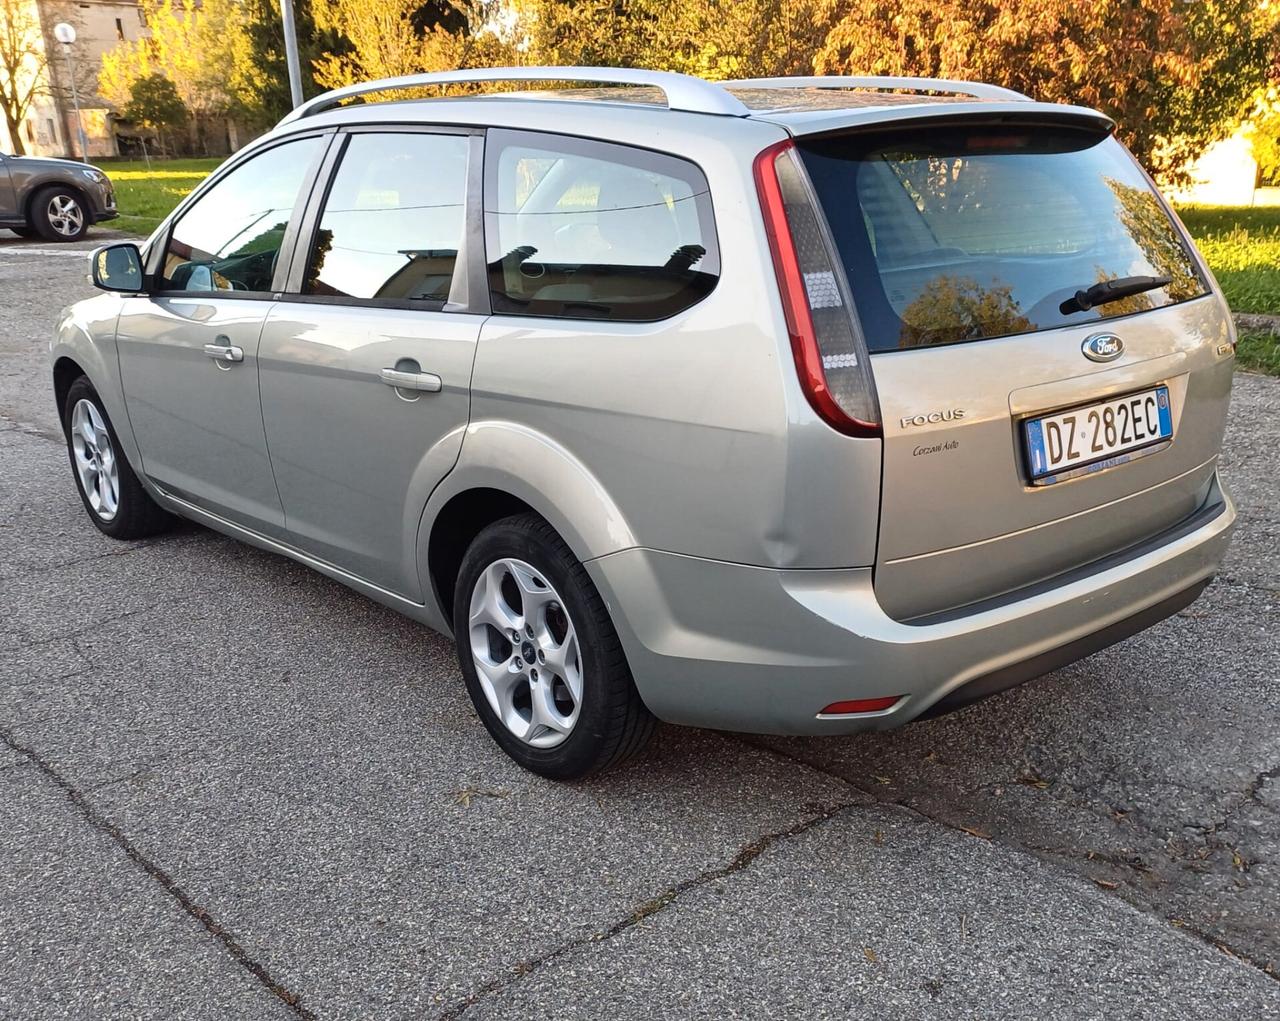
[418,422,640,625]
[52,355,86,429]
[26,178,91,224]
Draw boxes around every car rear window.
[797,126,1210,351]
[484,129,719,321]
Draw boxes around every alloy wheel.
[47,194,85,237]
[468,558,583,748]
[69,398,119,521]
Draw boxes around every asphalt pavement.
[2,230,1278,1019]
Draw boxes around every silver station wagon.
[53,68,1237,778]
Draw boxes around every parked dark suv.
[0,150,118,241]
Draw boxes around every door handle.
[380,367,442,393]
[204,339,244,364]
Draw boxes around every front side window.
[485,130,719,321]
[799,126,1210,351]
[161,135,324,293]
[302,131,469,304]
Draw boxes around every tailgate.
[794,120,1234,619]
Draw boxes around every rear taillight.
[754,139,880,438]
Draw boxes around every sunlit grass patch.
[1177,205,1280,316]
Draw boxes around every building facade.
[2,0,148,158]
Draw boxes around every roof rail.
[721,76,1030,103]
[279,66,751,124]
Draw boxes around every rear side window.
[303,131,469,304]
[484,129,719,321]
[798,127,1209,351]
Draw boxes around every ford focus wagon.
[52,68,1236,778]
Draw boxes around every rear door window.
[798,126,1209,351]
[484,129,719,321]
[302,131,469,305]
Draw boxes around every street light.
[279,0,303,109]
[53,22,88,161]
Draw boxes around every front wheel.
[9,226,37,238]
[32,186,89,241]
[63,377,173,539]
[454,513,655,780]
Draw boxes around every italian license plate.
[1023,385,1172,485]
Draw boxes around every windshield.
[798,126,1209,351]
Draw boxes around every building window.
[138,7,146,24]
[115,17,124,39]
[25,121,35,144]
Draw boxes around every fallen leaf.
[452,787,510,807]
[873,775,892,785]
[959,825,991,840]
[873,830,884,846]
[863,947,878,964]
[1093,878,1120,890]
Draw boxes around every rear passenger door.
[258,127,486,599]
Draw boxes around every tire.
[9,226,37,238]
[31,185,90,242]
[63,376,173,540]
[453,513,655,780]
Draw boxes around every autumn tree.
[99,0,242,148]
[122,73,188,153]
[310,0,504,90]
[0,0,47,154]
[813,0,1279,177]
[233,0,340,125]
[509,0,824,79]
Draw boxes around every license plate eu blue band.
[1024,385,1172,486]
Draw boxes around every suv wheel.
[9,226,37,238]
[32,185,89,241]
[454,513,655,779]
[63,377,173,539]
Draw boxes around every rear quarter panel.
[463,113,882,569]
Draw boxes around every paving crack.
[0,726,317,1020]
[434,798,862,1020]
[734,736,1280,985]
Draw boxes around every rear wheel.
[63,377,173,539]
[453,513,655,780]
[31,185,89,241]
[9,226,37,238]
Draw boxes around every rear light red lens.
[819,696,903,715]
[754,139,881,438]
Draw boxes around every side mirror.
[90,242,144,293]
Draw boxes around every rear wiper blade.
[1059,275,1172,315]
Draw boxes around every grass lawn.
[93,160,1279,374]
[1176,205,1280,375]
[1177,205,1280,317]
[98,156,225,237]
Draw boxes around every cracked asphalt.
[2,231,1278,1019]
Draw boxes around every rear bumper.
[587,473,1235,735]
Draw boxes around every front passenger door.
[117,134,328,534]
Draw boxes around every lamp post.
[280,0,303,109]
[53,23,88,161]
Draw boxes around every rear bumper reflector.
[817,696,903,716]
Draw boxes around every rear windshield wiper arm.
[1060,275,1172,315]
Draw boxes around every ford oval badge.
[1082,333,1124,362]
